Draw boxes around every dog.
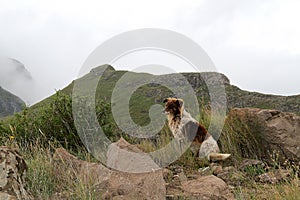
[163,97,230,161]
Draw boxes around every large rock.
[52,146,166,199]
[166,166,235,200]
[180,175,235,200]
[0,147,33,200]
[107,137,160,173]
[229,108,300,163]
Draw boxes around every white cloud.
[230,0,300,54]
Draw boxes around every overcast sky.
[0,0,299,104]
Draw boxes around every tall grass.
[234,178,300,200]
[218,111,263,163]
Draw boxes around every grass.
[26,147,55,199]
[234,178,300,200]
[21,143,300,200]
[12,140,99,200]
[2,111,300,199]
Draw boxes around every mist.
[0,0,299,105]
[0,57,36,104]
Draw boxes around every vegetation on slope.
[0,65,299,199]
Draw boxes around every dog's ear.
[163,98,169,103]
[176,99,184,107]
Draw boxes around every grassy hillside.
[31,65,300,121]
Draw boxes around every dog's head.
[163,97,184,117]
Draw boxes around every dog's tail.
[208,153,231,161]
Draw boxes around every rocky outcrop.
[229,108,300,163]
[53,139,238,199]
[52,147,166,200]
[226,86,300,115]
[182,72,230,88]
[0,57,33,104]
[0,147,33,200]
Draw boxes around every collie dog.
[163,97,230,161]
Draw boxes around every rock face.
[229,108,300,163]
[0,57,34,104]
[0,147,33,200]
[0,87,24,117]
[52,147,166,200]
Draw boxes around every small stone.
[239,159,265,171]
[211,165,223,175]
[257,169,293,184]
[223,166,235,172]
[257,172,277,184]
[217,168,246,186]
[177,172,188,183]
[198,166,211,176]
[172,175,182,187]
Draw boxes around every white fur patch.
[198,135,220,158]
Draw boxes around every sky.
[0,0,300,104]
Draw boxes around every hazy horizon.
[1,0,300,104]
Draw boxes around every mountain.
[32,65,300,124]
[0,86,25,117]
[0,57,34,104]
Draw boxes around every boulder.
[166,169,235,200]
[107,137,160,173]
[181,175,235,200]
[52,146,166,200]
[0,147,33,200]
[229,108,300,163]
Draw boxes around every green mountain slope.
[32,65,300,120]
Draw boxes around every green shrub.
[1,91,119,152]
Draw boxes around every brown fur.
[163,97,231,160]
[163,98,209,156]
